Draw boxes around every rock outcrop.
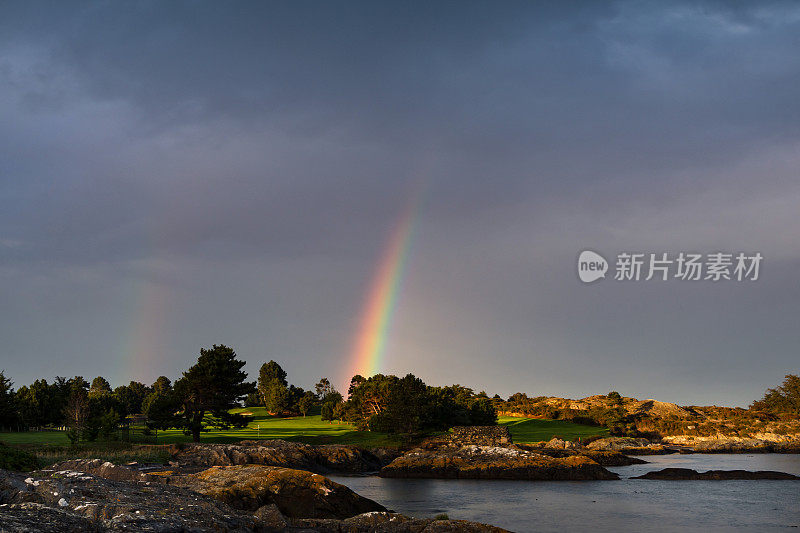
[380,445,618,480]
[585,437,672,454]
[515,440,648,466]
[45,460,385,520]
[292,512,510,532]
[0,502,102,532]
[660,435,800,453]
[0,466,256,531]
[170,439,388,474]
[0,463,509,532]
[633,467,800,480]
[175,464,386,519]
[450,426,513,447]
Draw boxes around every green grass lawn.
[0,431,71,446]
[498,416,609,443]
[151,408,401,447]
[1,410,607,448]
[0,408,399,448]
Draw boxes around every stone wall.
[450,426,512,446]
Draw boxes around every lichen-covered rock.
[0,464,509,532]
[661,435,800,453]
[253,503,288,531]
[44,459,153,483]
[380,445,618,480]
[369,447,404,465]
[543,438,578,450]
[171,440,386,474]
[176,464,386,519]
[0,467,255,531]
[450,426,512,447]
[516,443,648,466]
[0,502,102,532]
[585,437,669,454]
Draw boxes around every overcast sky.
[2,1,799,406]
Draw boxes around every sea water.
[330,454,800,532]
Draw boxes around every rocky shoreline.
[0,458,509,532]
[659,435,800,454]
[3,433,799,531]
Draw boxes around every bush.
[0,443,41,471]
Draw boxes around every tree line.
[0,344,498,442]
[3,344,793,443]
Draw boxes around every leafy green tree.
[507,392,528,403]
[243,391,262,407]
[428,385,474,428]
[298,391,316,417]
[751,374,800,416]
[348,375,365,397]
[113,381,150,416]
[468,397,498,425]
[263,378,290,414]
[258,361,288,408]
[143,390,180,431]
[141,376,176,431]
[345,376,497,433]
[320,390,343,421]
[68,376,89,395]
[19,377,67,428]
[63,385,89,444]
[367,374,430,434]
[315,377,333,399]
[50,376,72,425]
[172,344,255,442]
[89,376,112,396]
[152,376,172,395]
[344,374,395,427]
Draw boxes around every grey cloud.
[0,1,798,404]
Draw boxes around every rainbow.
[344,188,423,388]
[121,278,169,386]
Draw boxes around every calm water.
[330,454,800,533]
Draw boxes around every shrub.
[0,443,41,471]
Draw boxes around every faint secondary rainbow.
[346,188,423,386]
[121,278,170,385]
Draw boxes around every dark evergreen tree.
[172,344,255,442]
[0,372,18,429]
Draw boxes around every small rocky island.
[633,468,800,480]
[379,427,621,480]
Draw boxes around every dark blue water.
[330,454,800,532]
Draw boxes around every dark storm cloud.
[1,1,799,404]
